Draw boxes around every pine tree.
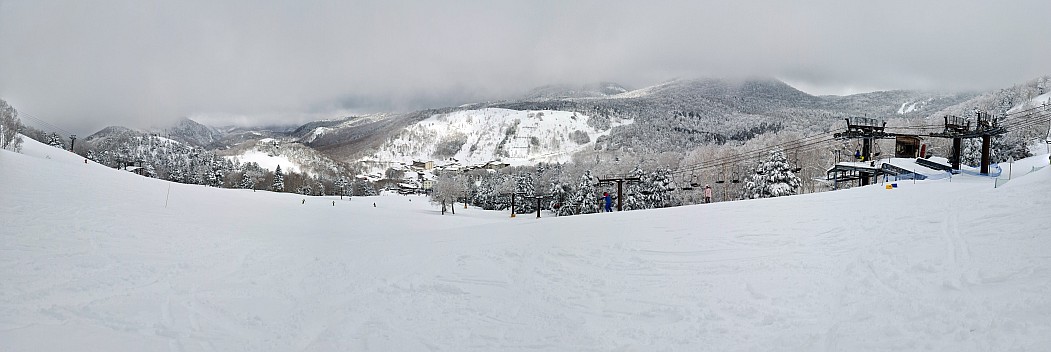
[743,150,801,199]
[643,168,674,208]
[548,178,571,215]
[353,178,377,196]
[314,179,325,196]
[514,171,536,213]
[47,132,64,149]
[272,165,285,192]
[622,166,648,210]
[207,162,224,188]
[168,159,187,183]
[962,133,1033,166]
[240,171,255,190]
[961,138,982,167]
[334,176,349,198]
[570,170,599,215]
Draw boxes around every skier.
[703,184,712,204]
[602,192,613,212]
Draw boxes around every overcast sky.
[1,0,1050,134]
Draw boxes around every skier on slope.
[602,192,613,212]
[703,184,713,204]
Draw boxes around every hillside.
[289,78,979,168]
[4,136,1051,351]
[75,77,986,175]
[365,108,632,167]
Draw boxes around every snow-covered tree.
[272,165,285,192]
[642,167,675,208]
[313,179,325,196]
[143,163,157,178]
[568,170,599,215]
[207,162,224,188]
[0,99,24,151]
[334,176,349,198]
[47,132,64,149]
[962,133,1033,166]
[742,150,801,199]
[548,176,572,215]
[430,173,466,214]
[240,171,255,190]
[513,171,536,214]
[352,178,377,196]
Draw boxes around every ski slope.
[230,149,304,174]
[368,108,631,167]
[3,137,1051,351]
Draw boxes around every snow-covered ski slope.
[3,136,1051,351]
[368,108,630,167]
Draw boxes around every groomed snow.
[3,137,1051,351]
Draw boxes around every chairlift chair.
[680,173,694,190]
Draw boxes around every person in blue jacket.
[603,192,613,212]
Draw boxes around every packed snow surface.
[3,137,1051,351]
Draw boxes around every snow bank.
[3,136,1051,351]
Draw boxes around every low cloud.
[2,0,1049,134]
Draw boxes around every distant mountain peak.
[519,82,630,101]
[157,117,223,147]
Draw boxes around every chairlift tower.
[833,117,890,186]
[519,194,552,218]
[597,174,641,211]
[928,111,1005,175]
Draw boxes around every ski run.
[3,136,1051,351]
